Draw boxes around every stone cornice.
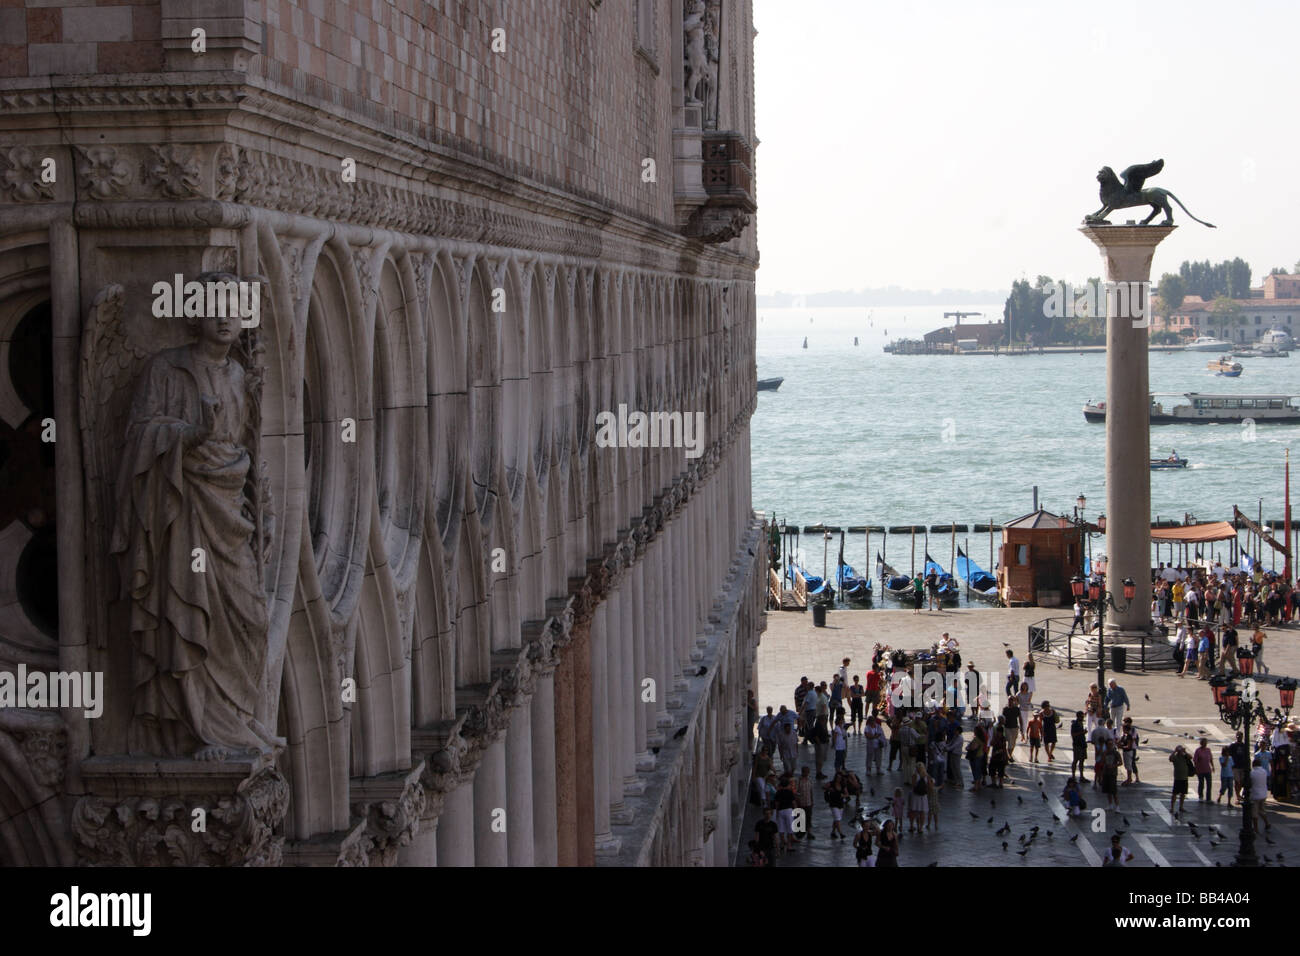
[0,75,758,272]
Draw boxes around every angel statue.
[87,271,280,761]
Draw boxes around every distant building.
[1152,274,1300,342]
[922,321,1005,350]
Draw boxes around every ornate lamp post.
[1071,572,1135,690]
[1208,676,1295,866]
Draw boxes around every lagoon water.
[751,306,1299,584]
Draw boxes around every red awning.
[1148,521,1238,543]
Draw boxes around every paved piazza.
[743,606,1300,867]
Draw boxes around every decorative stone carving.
[351,766,427,867]
[82,277,280,759]
[214,143,241,201]
[75,146,131,200]
[0,146,55,202]
[142,144,203,199]
[15,729,66,788]
[71,760,289,866]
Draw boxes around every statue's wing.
[79,284,152,645]
[1120,159,1164,193]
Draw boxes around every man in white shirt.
[1213,561,1226,582]
[1005,649,1020,697]
[757,706,777,754]
[1250,757,1271,833]
[1160,563,1179,583]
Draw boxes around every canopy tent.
[1147,521,1238,544]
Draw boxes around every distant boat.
[1260,326,1294,350]
[876,553,913,602]
[1150,453,1189,469]
[1084,392,1300,424]
[1186,335,1232,352]
[923,554,961,604]
[1231,347,1260,358]
[757,376,784,392]
[956,547,999,602]
[835,563,873,605]
[802,337,808,349]
[1256,344,1290,358]
[854,336,859,346]
[1207,356,1242,376]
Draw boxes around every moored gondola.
[876,553,913,602]
[956,547,999,603]
[923,553,961,604]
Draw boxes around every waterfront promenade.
[742,607,1300,866]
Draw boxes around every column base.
[636,751,657,772]
[610,802,636,826]
[623,774,647,795]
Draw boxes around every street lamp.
[1070,572,1135,690]
[1208,675,1294,866]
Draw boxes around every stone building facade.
[0,0,762,866]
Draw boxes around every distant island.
[758,287,1008,308]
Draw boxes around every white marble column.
[472,737,508,867]
[1081,224,1172,633]
[530,671,559,866]
[632,560,653,769]
[505,700,536,866]
[435,779,475,866]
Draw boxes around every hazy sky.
[753,0,1300,295]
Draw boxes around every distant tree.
[1155,272,1185,314]
[1270,267,1288,275]
[1226,258,1252,298]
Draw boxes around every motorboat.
[1150,452,1189,469]
[1185,336,1233,352]
[1084,392,1300,424]
[757,376,784,391]
[1207,356,1242,376]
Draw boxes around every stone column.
[590,603,621,855]
[553,643,578,866]
[472,737,508,866]
[632,560,654,770]
[1080,224,1173,634]
[435,779,475,866]
[572,617,596,865]
[531,670,559,866]
[605,588,627,817]
[397,811,438,866]
[505,700,536,866]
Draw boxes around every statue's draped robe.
[110,346,275,756]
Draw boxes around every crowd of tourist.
[745,613,1296,867]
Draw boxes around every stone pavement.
[738,606,1300,866]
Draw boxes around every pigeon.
[870,788,876,797]
[673,726,687,739]
[1041,792,1049,802]
[1153,719,1161,724]
[1037,781,1044,787]
[1047,831,1054,838]
[1209,840,1219,848]
[991,799,997,807]
[1017,847,1030,856]
[1123,817,1130,826]
[696,666,707,676]
[970,812,979,819]
[926,861,939,867]
[1052,815,1061,824]
[651,747,660,755]
[1002,841,1008,851]
[1141,810,1149,818]
[1142,739,1149,745]
[1069,834,1079,843]
[1115,829,1126,836]
[1144,693,1150,701]
[1018,834,1026,843]
[1017,796,1023,804]
[1030,826,1040,833]
[1198,729,1208,735]
[987,816,994,824]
